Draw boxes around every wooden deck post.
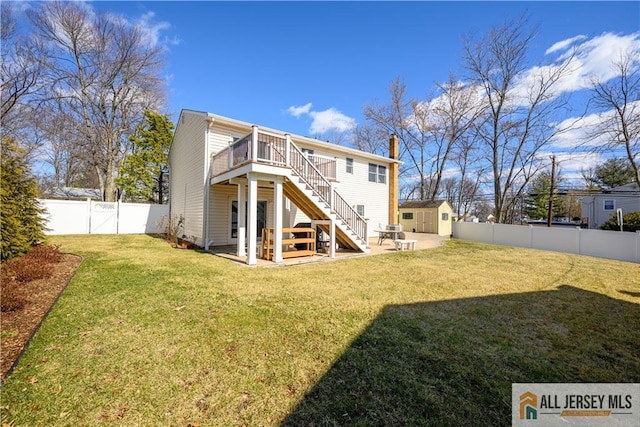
[285,134,291,166]
[251,126,259,162]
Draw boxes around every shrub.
[158,214,184,246]
[0,275,26,312]
[600,211,640,232]
[0,138,47,261]
[0,245,61,312]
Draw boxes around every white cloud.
[286,103,356,135]
[545,35,587,55]
[287,103,313,118]
[506,32,640,107]
[551,32,640,93]
[136,11,178,47]
[309,108,356,135]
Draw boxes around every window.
[302,148,314,161]
[231,200,266,239]
[346,158,353,174]
[356,204,365,216]
[368,164,377,182]
[368,163,387,183]
[604,199,615,211]
[378,165,386,184]
[402,212,413,220]
[442,213,449,221]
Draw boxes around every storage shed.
[398,200,453,236]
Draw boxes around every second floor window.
[369,163,386,183]
[346,158,353,174]
[302,148,314,161]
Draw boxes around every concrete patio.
[208,232,449,267]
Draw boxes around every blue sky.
[87,1,639,138]
[11,1,640,184]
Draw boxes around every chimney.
[389,134,399,225]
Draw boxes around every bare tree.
[350,123,388,156]
[364,78,433,199]
[589,52,640,187]
[463,15,575,223]
[1,3,42,145]
[452,131,486,220]
[425,74,484,201]
[363,73,483,202]
[28,1,166,201]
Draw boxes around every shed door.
[418,211,436,233]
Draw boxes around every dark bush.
[2,245,60,284]
[600,211,640,232]
[24,245,62,264]
[0,272,26,312]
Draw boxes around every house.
[168,110,400,265]
[398,200,453,236]
[580,182,640,229]
[45,187,102,200]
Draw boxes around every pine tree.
[1,137,46,260]
[117,110,174,203]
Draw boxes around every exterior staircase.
[211,128,370,253]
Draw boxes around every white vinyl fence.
[39,199,170,235]
[452,222,640,263]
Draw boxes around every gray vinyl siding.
[169,110,207,245]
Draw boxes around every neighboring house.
[168,110,400,265]
[398,200,453,236]
[45,187,102,200]
[580,182,640,229]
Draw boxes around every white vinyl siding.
[169,110,208,245]
[173,111,396,246]
[207,184,281,246]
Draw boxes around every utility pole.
[547,155,556,227]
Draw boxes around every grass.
[1,234,639,426]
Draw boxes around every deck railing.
[211,129,335,180]
[210,127,367,246]
[288,144,332,203]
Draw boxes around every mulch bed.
[1,254,82,381]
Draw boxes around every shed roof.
[399,200,450,209]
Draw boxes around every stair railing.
[286,135,368,245]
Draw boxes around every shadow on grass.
[281,285,640,426]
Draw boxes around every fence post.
[575,227,581,256]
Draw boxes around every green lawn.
[1,235,639,426]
